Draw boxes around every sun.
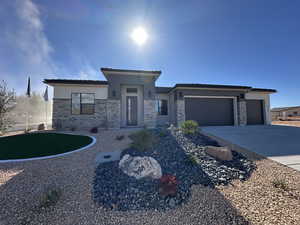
[131,27,148,46]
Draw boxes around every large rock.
[205,146,233,161]
[119,154,162,179]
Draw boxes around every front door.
[126,96,138,126]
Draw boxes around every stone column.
[144,100,157,128]
[176,100,185,127]
[238,100,247,126]
[52,99,70,130]
[106,100,121,129]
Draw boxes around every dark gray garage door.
[246,100,264,125]
[185,98,234,126]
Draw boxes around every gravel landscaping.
[0,129,299,225]
[93,128,255,211]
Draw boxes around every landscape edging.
[0,134,96,163]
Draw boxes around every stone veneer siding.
[238,100,247,126]
[144,100,157,128]
[52,99,112,130]
[106,99,121,129]
[176,99,185,127]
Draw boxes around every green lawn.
[0,133,93,160]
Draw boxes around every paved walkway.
[203,125,300,171]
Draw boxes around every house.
[271,106,300,121]
[44,68,276,130]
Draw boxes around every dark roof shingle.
[43,79,108,85]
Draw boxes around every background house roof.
[271,106,300,112]
[43,79,108,85]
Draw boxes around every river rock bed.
[93,129,256,211]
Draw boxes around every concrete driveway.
[202,125,300,171]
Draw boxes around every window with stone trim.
[71,93,95,115]
[157,99,168,116]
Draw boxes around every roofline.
[43,79,108,86]
[250,88,277,93]
[169,84,276,93]
[101,67,161,75]
[170,83,252,92]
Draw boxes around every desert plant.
[24,128,32,133]
[187,154,198,164]
[38,123,45,131]
[129,129,157,151]
[181,120,199,135]
[116,135,125,141]
[90,127,98,133]
[159,174,178,196]
[39,187,62,209]
[158,129,168,138]
[272,179,289,191]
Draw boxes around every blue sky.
[1,0,299,107]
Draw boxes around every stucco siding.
[53,85,108,99]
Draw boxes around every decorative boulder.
[119,154,162,179]
[205,146,233,161]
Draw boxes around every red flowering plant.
[158,174,178,197]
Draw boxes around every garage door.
[246,100,264,125]
[185,97,234,126]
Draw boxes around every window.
[71,93,95,115]
[126,88,138,93]
[157,99,168,115]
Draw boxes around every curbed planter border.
[0,134,96,163]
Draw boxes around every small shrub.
[158,129,168,138]
[181,120,199,135]
[90,127,98,133]
[272,179,289,191]
[159,174,178,196]
[39,187,62,209]
[129,129,157,151]
[187,154,198,164]
[116,135,125,141]
[24,128,32,134]
[37,123,45,131]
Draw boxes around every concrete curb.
[0,134,96,163]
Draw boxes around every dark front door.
[185,97,234,126]
[246,100,264,125]
[126,96,138,126]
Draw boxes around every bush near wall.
[129,129,157,151]
[181,120,199,135]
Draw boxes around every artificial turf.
[0,133,93,160]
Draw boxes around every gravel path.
[0,129,299,225]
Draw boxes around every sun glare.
[131,27,148,46]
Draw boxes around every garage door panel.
[246,100,264,125]
[185,98,234,126]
